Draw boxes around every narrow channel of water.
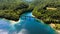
[0,12,57,34]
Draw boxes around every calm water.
[0,12,56,34]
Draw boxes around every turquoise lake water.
[0,12,57,34]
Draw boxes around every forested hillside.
[0,0,31,21]
[32,0,60,30]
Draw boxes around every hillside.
[32,0,60,30]
[0,0,60,30]
[0,0,32,21]
[0,0,38,21]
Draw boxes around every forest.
[32,0,60,24]
[0,0,34,21]
[0,0,60,29]
[32,0,60,30]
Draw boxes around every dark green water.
[0,12,57,34]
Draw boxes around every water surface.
[0,12,56,34]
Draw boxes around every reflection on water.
[18,28,29,34]
[0,29,8,34]
[0,12,56,34]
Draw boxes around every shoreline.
[10,19,20,25]
[49,23,60,34]
[1,18,20,25]
[56,30,60,34]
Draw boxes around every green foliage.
[0,1,30,21]
[32,0,60,24]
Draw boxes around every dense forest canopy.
[0,0,60,30]
[0,0,60,22]
[0,0,30,21]
[32,0,60,24]
[32,0,60,30]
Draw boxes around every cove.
[0,11,57,34]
